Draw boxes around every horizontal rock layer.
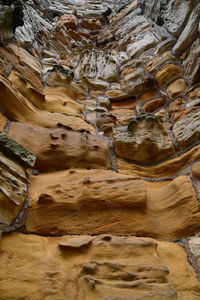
[0,232,199,300]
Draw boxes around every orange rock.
[138,89,158,101]
[81,19,102,30]
[105,89,129,100]
[0,75,94,133]
[8,71,84,116]
[167,79,186,98]
[25,170,200,238]
[111,98,136,109]
[68,29,82,41]
[117,144,200,178]
[192,163,200,179]
[8,122,110,170]
[0,232,199,300]
[143,98,165,112]
[0,112,6,131]
[155,64,181,88]
[56,14,78,30]
[0,47,42,90]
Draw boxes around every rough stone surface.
[26,170,200,238]
[0,152,28,226]
[8,122,110,171]
[172,110,200,147]
[113,114,175,163]
[0,232,199,300]
[0,0,200,297]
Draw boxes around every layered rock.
[0,133,35,227]
[0,0,200,298]
[0,232,199,300]
[25,170,200,238]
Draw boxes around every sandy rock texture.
[0,0,200,298]
[0,232,200,300]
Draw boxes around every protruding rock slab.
[26,170,200,238]
[113,114,175,163]
[0,132,35,167]
[0,152,28,225]
[172,110,200,147]
[0,232,199,300]
[117,144,200,178]
[8,122,110,170]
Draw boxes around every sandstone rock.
[111,99,136,109]
[172,109,200,147]
[8,71,84,116]
[8,122,110,171]
[183,39,200,85]
[0,112,6,131]
[110,109,135,126]
[138,89,159,101]
[0,151,28,226]
[26,171,200,238]
[105,89,129,101]
[81,19,102,30]
[143,98,165,113]
[117,144,200,178]
[168,98,185,117]
[155,64,181,88]
[0,232,199,300]
[0,75,94,133]
[113,113,174,163]
[56,14,78,30]
[121,68,144,95]
[96,114,116,135]
[192,163,200,180]
[167,79,186,99]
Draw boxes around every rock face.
[26,170,200,238]
[0,134,35,226]
[113,113,175,163]
[0,0,200,299]
[0,232,199,300]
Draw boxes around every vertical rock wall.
[0,0,200,299]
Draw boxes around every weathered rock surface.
[172,110,200,148]
[8,122,110,170]
[0,134,34,226]
[117,144,200,178]
[26,170,200,238]
[113,114,175,163]
[0,232,199,300]
[0,0,200,297]
[0,152,28,226]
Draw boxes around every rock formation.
[0,0,200,299]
